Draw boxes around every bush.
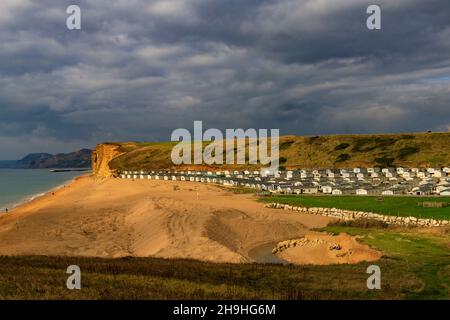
[398,146,420,160]
[334,143,350,151]
[280,140,294,150]
[307,136,326,145]
[375,156,395,167]
[352,137,396,152]
[335,153,351,163]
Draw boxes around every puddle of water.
[248,242,289,265]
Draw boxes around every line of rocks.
[265,203,450,228]
[272,237,343,254]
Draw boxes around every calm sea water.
[0,169,87,211]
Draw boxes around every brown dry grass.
[105,132,450,172]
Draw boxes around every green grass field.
[321,223,450,299]
[260,195,450,220]
[0,224,449,300]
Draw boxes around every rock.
[329,243,342,251]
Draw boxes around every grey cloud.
[0,0,450,158]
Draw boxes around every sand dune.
[0,176,379,264]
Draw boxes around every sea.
[0,169,88,212]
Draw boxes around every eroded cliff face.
[91,144,123,177]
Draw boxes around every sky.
[1,0,450,159]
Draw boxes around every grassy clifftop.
[95,132,450,174]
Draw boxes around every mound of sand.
[275,231,382,265]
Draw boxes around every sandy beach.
[0,176,379,264]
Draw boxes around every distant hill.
[15,153,53,168]
[0,149,92,169]
[92,132,450,177]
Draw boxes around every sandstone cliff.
[91,144,123,177]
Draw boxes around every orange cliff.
[91,143,123,177]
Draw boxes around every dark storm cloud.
[1,0,450,158]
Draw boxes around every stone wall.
[272,237,329,254]
[265,203,450,228]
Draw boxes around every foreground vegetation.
[322,222,450,299]
[260,195,450,220]
[0,224,449,300]
[104,132,450,171]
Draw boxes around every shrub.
[280,140,294,150]
[335,153,351,163]
[375,156,395,167]
[352,137,396,152]
[307,136,326,145]
[334,143,350,151]
[398,146,420,160]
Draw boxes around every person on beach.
[5,208,8,213]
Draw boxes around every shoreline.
[5,173,91,215]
